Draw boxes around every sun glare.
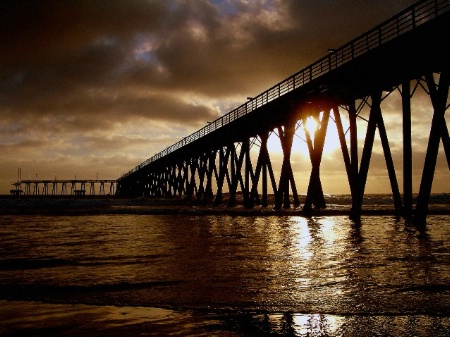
[301,112,344,156]
[304,116,317,139]
[264,110,347,160]
[323,122,343,155]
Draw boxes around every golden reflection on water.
[319,218,339,245]
[262,312,345,336]
[290,216,344,261]
[292,313,344,336]
[2,214,450,336]
[286,216,349,301]
[291,217,312,261]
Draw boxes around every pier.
[116,0,449,225]
[11,179,116,196]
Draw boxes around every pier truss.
[11,180,116,196]
[117,0,449,224]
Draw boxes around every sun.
[297,112,344,157]
[304,116,318,139]
[263,111,345,159]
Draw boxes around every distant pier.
[11,179,116,196]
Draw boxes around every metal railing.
[119,0,449,180]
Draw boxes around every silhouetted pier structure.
[11,179,116,196]
[117,0,449,225]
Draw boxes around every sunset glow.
[1,0,447,195]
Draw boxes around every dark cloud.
[1,0,419,115]
[0,0,165,64]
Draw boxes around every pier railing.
[119,0,449,180]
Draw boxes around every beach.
[1,196,450,336]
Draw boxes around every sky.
[1,0,448,196]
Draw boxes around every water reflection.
[218,311,342,337]
[2,300,450,337]
[283,217,352,307]
[2,214,450,336]
[215,311,450,337]
[290,217,312,261]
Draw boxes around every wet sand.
[0,300,208,337]
[2,300,450,337]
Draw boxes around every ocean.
[0,195,449,336]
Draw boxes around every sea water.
[1,196,450,336]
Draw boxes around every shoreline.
[0,195,448,217]
[3,299,450,337]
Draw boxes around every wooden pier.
[11,179,116,196]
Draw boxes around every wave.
[0,255,169,271]
[0,280,182,305]
[325,193,450,205]
[0,258,74,271]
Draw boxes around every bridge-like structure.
[11,179,116,196]
[117,0,450,225]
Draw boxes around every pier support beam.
[334,105,354,198]
[402,80,413,220]
[336,101,360,218]
[178,161,189,197]
[349,101,359,215]
[352,91,402,219]
[187,157,198,200]
[275,119,300,209]
[228,141,247,206]
[204,149,216,202]
[214,146,231,205]
[303,109,329,212]
[377,96,403,214]
[415,71,450,226]
[250,132,277,207]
